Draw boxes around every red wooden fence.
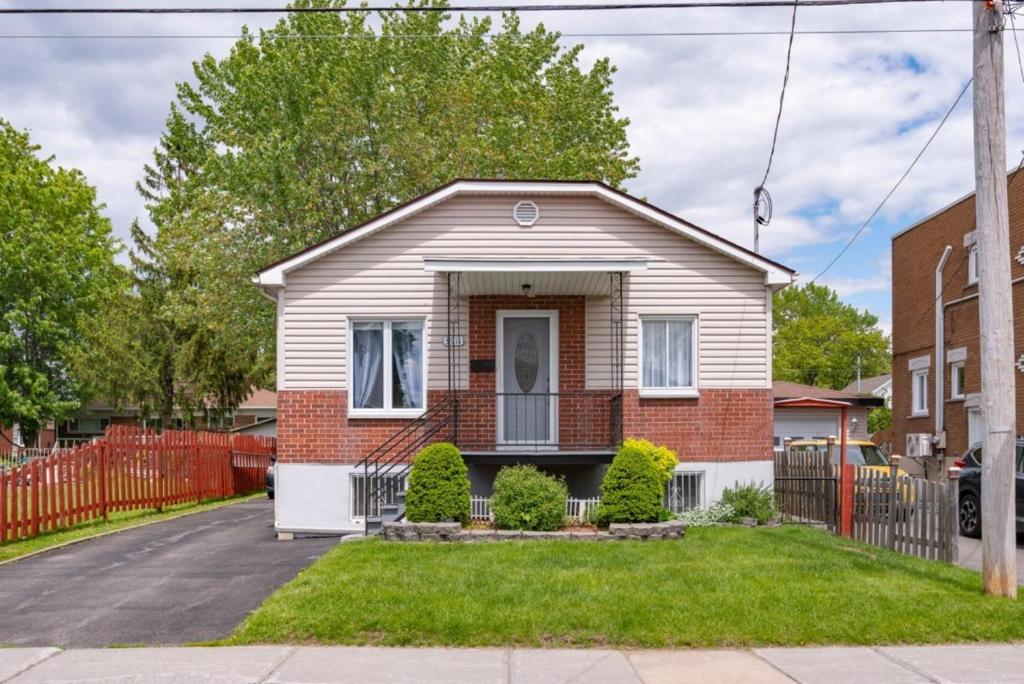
[0,425,274,544]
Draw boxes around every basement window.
[665,471,704,512]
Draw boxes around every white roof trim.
[423,257,649,273]
[255,181,795,288]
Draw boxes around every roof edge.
[254,179,797,288]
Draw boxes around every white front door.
[498,313,558,445]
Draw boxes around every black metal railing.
[450,390,622,452]
[356,396,455,530]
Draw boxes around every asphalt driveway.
[0,498,337,647]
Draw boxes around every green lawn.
[228,525,1024,648]
[0,492,263,564]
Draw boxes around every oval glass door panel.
[514,332,539,392]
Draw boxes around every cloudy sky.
[4,0,1023,336]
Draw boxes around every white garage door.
[774,409,841,448]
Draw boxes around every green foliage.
[677,502,736,528]
[120,1,639,409]
[773,283,890,390]
[489,465,567,531]
[621,438,677,484]
[597,441,666,524]
[405,442,470,524]
[720,482,775,524]
[0,119,123,437]
[868,406,892,434]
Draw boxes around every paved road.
[0,498,337,648]
[957,533,1024,585]
[1,644,1023,683]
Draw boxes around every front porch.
[434,257,640,461]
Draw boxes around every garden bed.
[381,520,685,542]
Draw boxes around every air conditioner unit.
[906,433,933,459]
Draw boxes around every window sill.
[348,409,426,420]
[909,411,929,419]
[639,388,699,399]
[948,396,966,403]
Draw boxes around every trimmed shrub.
[404,442,471,524]
[597,441,666,524]
[720,481,775,524]
[490,465,568,531]
[622,438,678,484]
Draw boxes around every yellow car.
[787,439,911,478]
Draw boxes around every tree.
[773,283,890,390]
[868,406,892,434]
[0,119,122,440]
[129,0,639,407]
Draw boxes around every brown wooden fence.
[773,449,839,531]
[0,425,274,544]
[852,461,958,563]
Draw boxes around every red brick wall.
[622,388,773,462]
[891,176,1024,474]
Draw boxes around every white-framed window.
[665,471,704,512]
[968,245,979,285]
[639,316,697,397]
[911,369,929,416]
[950,362,966,400]
[967,407,983,447]
[348,319,426,417]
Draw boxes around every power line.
[0,0,977,14]
[0,27,1001,39]
[0,27,996,39]
[758,0,798,190]
[810,76,972,283]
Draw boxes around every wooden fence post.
[840,463,855,537]
[887,454,900,550]
[948,466,961,564]
[99,438,109,523]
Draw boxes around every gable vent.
[512,200,540,227]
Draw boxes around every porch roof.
[423,257,646,296]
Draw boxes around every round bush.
[597,441,665,524]
[404,442,470,524]
[622,438,678,484]
[490,465,567,531]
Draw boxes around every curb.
[0,493,264,568]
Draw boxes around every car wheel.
[959,492,981,538]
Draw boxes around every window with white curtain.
[640,317,697,395]
[350,319,425,416]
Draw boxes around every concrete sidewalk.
[1,644,1023,683]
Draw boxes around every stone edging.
[381,520,686,542]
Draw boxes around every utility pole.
[973,0,1017,598]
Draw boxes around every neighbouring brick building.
[892,172,1024,479]
[256,179,796,535]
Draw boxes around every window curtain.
[667,320,693,387]
[391,322,423,409]
[352,322,384,409]
[643,319,694,388]
[642,320,667,387]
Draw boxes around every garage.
[772,381,884,450]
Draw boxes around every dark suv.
[954,440,1024,537]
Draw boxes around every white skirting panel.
[675,460,774,509]
[275,463,364,534]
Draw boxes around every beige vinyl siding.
[282,194,770,390]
